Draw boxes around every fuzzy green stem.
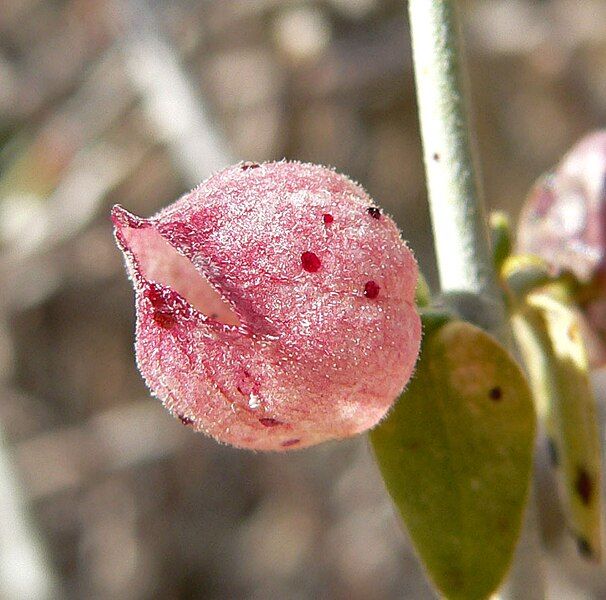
[408,0,499,302]
[408,1,545,598]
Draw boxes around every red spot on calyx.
[259,417,283,427]
[323,213,334,225]
[147,285,168,308]
[367,207,381,219]
[281,438,301,447]
[364,280,380,299]
[301,251,321,272]
[178,414,194,425]
[241,161,260,170]
[153,310,177,329]
[147,285,178,329]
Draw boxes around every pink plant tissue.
[112,161,421,450]
[517,131,606,366]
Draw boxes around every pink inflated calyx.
[112,161,421,451]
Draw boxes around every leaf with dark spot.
[512,292,603,559]
[575,467,594,506]
[371,319,536,600]
[547,438,559,467]
[577,536,594,559]
[488,386,502,401]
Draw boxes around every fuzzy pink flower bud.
[517,131,606,366]
[112,161,421,450]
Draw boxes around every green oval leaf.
[512,292,603,560]
[371,320,536,600]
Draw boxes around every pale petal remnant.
[517,131,606,367]
[517,130,606,283]
[112,161,421,451]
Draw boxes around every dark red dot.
[241,161,260,170]
[323,213,334,225]
[301,251,321,272]
[575,467,593,506]
[281,438,300,447]
[364,280,380,299]
[488,386,502,401]
[259,417,282,427]
[177,414,193,425]
[147,285,166,307]
[153,310,177,329]
[367,207,381,219]
[147,285,180,328]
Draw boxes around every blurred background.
[1,0,606,598]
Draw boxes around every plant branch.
[0,423,58,599]
[407,1,545,598]
[408,0,499,302]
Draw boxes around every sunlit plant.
[113,1,604,599]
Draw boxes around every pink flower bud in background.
[517,131,606,367]
[112,161,421,450]
[517,131,606,283]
